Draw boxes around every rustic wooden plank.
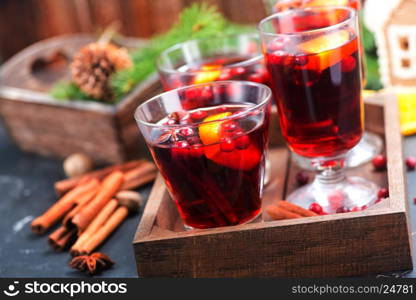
[135,212,411,277]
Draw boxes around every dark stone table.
[0,121,415,278]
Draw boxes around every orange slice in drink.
[199,112,232,146]
[199,112,261,171]
[304,0,348,6]
[194,65,221,84]
[298,30,356,72]
[299,30,349,54]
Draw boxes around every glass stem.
[311,155,347,186]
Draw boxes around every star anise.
[69,252,114,275]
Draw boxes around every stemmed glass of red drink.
[263,0,383,169]
[259,6,378,213]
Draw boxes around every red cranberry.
[406,156,416,170]
[350,206,361,212]
[413,197,416,205]
[294,55,308,66]
[295,171,309,186]
[231,67,246,77]
[172,141,190,157]
[200,87,213,100]
[186,136,201,145]
[377,188,389,199]
[190,110,207,120]
[235,135,250,150]
[218,71,232,81]
[336,207,348,213]
[220,138,235,152]
[309,203,323,214]
[222,121,238,132]
[184,88,199,100]
[341,55,356,72]
[361,205,368,210]
[180,127,194,137]
[372,154,387,171]
[248,72,265,83]
[375,198,382,204]
[267,51,286,64]
[190,144,204,158]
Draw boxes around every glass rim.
[257,6,356,37]
[134,80,272,129]
[156,32,264,75]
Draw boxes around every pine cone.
[71,43,132,101]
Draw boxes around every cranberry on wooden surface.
[309,203,322,214]
[295,171,309,186]
[372,154,387,171]
[377,188,389,199]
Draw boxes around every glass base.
[292,132,383,170]
[183,209,262,231]
[287,176,379,214]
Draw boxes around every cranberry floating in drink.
[259,6,379,213]
[157,33,270,91]
[135,81,271,229]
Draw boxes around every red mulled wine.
[148,104,269,229]
[160,55,270,91]
[265,32,362,158]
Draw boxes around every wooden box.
[0,34,160,163]
[133,93,413,277]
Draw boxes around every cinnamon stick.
[48,226,77,251]
[69,171,124,233]
[54,160,147,195]
[62,188,98,226]
[276,201,318,217]
[72,191,142,255]
[31,179,100,234]
[70,199,118,256]
[79,206,129,255]
[265,205,302,220]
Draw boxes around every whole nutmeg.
[63,153,94,178]
[115,190,145,213]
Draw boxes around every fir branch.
[50,82,91,101]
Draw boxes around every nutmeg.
[63,153,94,178]
[115,190,144,213]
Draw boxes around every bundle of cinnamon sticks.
[31,159,156,255]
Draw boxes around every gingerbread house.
[364,0,416,89]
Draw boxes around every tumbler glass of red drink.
[157,33,270,90]
[135,81,272,229]
[258,6,378,213]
